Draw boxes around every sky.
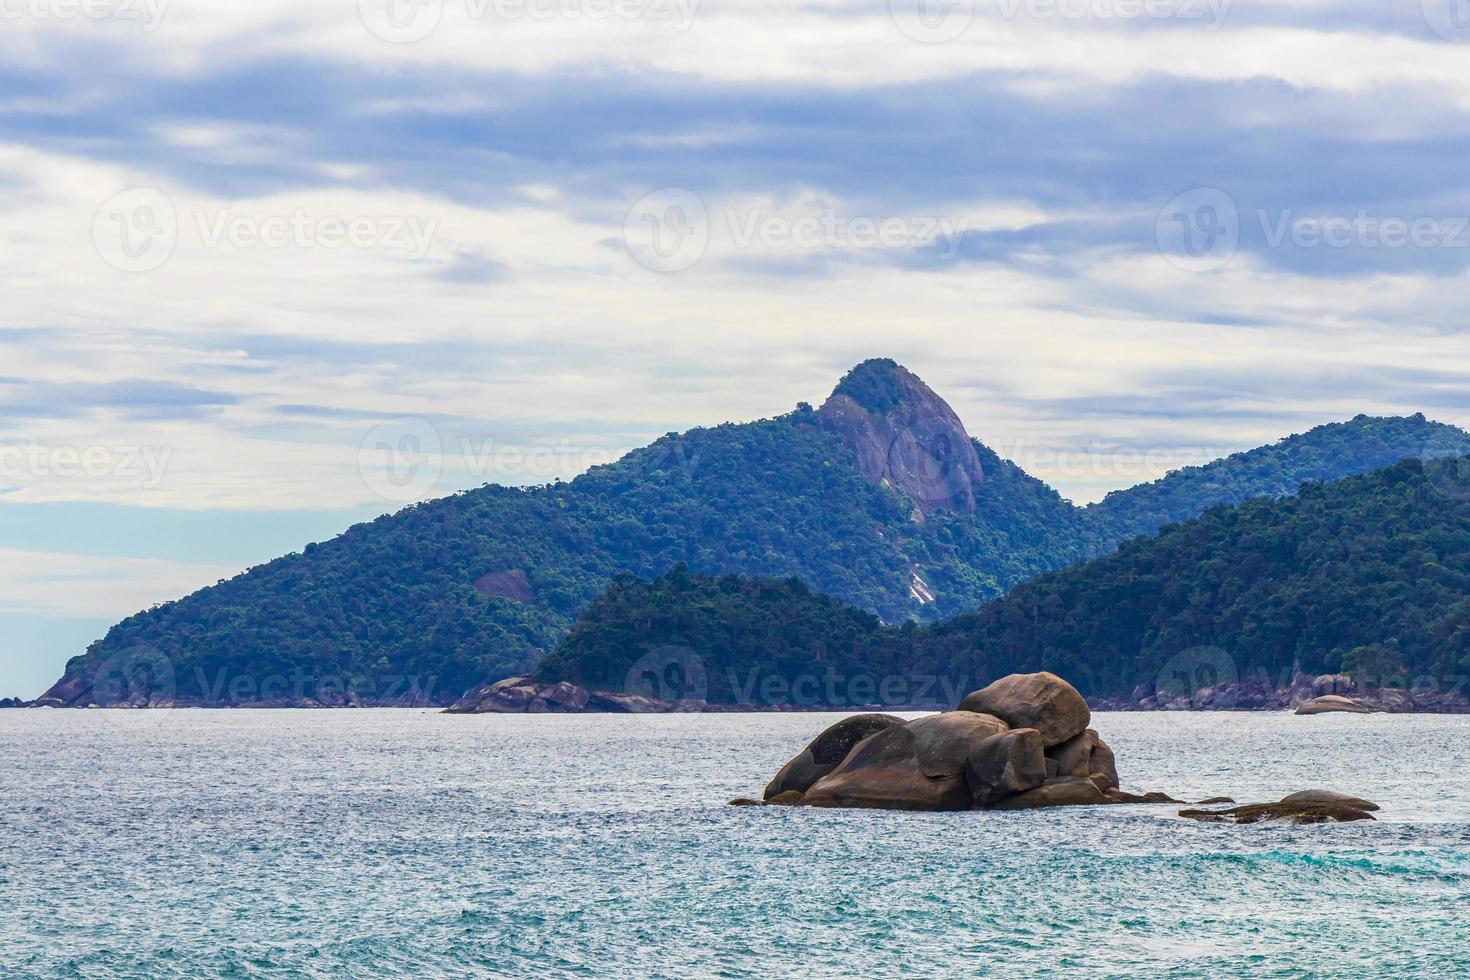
[3,0,1470,695]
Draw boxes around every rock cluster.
[748,673,1134,811]
[1179,790,1379,824]
[735,671,1383,819]
[0,697,27,709]
[1097,663,1466,714]
[444,675,696,714]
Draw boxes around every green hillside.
[538,457,1470,703]
[37,358,1470,706]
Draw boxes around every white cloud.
[0,546,238,618]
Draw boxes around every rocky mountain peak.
[818,359,986,514]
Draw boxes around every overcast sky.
[3,0,1470,694]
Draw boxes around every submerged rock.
[956,672,1089,747]
[1179,790,1379,824]
[763,713,905,800]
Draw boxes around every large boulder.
[802,711,1008,811]
[763,713,905,800]
[957,672,1089,747]
[1278,789,1380,811]
[966,728,1047,806]
[991,776,1109,810]
[1295,694,1385,715]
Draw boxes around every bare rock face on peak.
[817,358,986,515]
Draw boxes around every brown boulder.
[957,672,1089,747]
[1179,801,1376,824]
[802,711,1008,811]
[1295,694,1384,715]
[991,776,1109,810]
[763,713,905,800]
[1278,789,1380,811]
[966,728,1047,806]
[1180,790,1379,824]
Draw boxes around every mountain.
[534,456,1470,706]
[1087,413,1468,541]
[36,359,1470,707]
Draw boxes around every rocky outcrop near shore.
[0,697,27,708]
[1093,664,1467,714]
[746,673,1139,812]
[1180,790,1379,824]
[734,672,1380,818]
[444,675,698,714]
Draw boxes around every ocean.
[2,709,1467,977]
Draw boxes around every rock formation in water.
[1097,663,1464,714]
[734,672,1381,818]
[1179,790,1379,824]
[738,673,1131,811]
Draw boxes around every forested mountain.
[537,457,1470,704]
[36,359,1470,706]
[1087,413,1465,541]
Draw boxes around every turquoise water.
[1,710,1468,978]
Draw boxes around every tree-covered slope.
[538,457,1470,704]
[1086,413,1470,541]
[37,358,1470,707]
[39,363,1085,705]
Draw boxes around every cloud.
[0,546,238,619]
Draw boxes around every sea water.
[1,709,1467,978]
